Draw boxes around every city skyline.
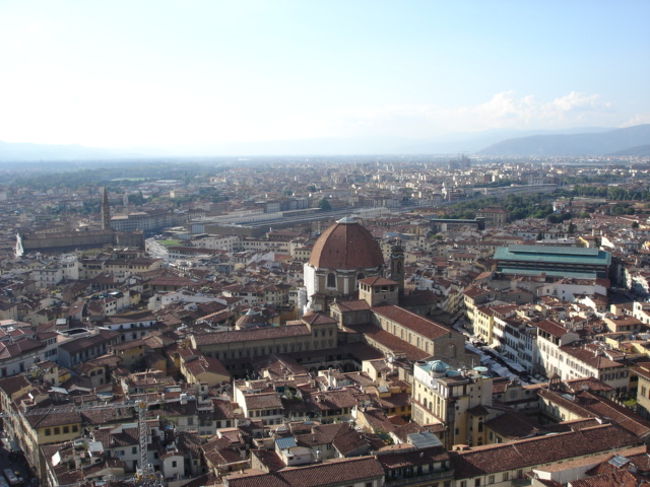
[0,0,648,152]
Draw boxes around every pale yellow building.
[411,360,493,448]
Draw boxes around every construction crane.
[0,394,187,486]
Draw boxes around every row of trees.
[444,193,555,221]
[445,185,647,224]
[570,185,650,201]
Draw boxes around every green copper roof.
[494,245,611,266]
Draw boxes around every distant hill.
[0,140,136,163]
[608,144,650,157]
[479,124,650,156]
[2,125,647,161]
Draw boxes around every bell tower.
[101,187,111,231]
[388,240,405,296]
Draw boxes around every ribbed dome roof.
[308,218,384,270]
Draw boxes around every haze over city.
[1,0,649,156]
[3,4,650,487]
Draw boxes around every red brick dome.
[308,217,384,270]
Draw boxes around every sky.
[0,0,649,151]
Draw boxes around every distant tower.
[101,187,111,231]
[123,192,129,210]
[388,240,405,296]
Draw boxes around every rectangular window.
[63,426,69,433]
[54,427,60,435]
[45,429,51,436]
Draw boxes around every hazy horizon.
[1,0,649,152]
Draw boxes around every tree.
[319,199,332,211]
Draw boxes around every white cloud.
[0,84,637,147]
[331,91,620,138]
[622,113,650,127]
[550,91,606,112]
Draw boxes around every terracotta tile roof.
[245,392,283,410]
[331,426,371,456]
[463,286,492,299]
[571,470,642,487]
[301,312,338,326]
[379,392,410,409]
[560,346,623,370]
[0,338,45,359]
[192,324,310,345]
[573,391,650,438]
[632,362,650,381]
[59,330,118,354]
[184,355,231,379]
[372,305,451,340]
[452,424,639,479]
[347,322,429,361]
[536,319,569,337]
[295,423,348,446]
[308,220,384,270]
[334,299,371,312]
[27,410,82,428]
[251,448,285,472]
[225,455,385,487]
[484,411,541,439]
[0,374,31,396]
[359,276,398,286]
[308,389,358,411]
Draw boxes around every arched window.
[326,273,336,288]
[357,272,365,280]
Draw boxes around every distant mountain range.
[479,124,650,157]
[0,140,136,163]
[1,124,649,161]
